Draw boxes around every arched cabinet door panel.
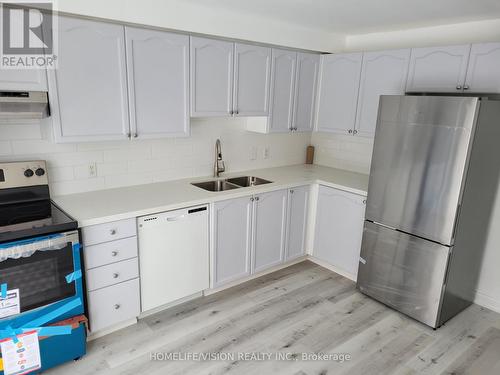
[464,42,500,93]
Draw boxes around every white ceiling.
[184,0,500,34]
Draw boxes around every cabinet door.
[49,17,129,143]
[464,42,500,93]
[355,49,410,137]
[406,45,471,92]
[292,52,320,132]
[316,53,362,134]
[213,197,252,287]
[233,43,271,116]
[268,49,297,133]
[0,69,47,91]
[314,186,366,280]
[190,37,233,117]
[125,27,189,139]
[253,189,287,273]
[285,186,309,261]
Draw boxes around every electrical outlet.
[88,162,97,178]
[249,146,258,161]
[263,146,270,159]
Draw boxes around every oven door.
[0,231,84,328]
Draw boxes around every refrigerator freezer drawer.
[357,221,451,328]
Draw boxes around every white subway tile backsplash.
[1,116,372,195]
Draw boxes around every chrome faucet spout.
[214,139,225,177]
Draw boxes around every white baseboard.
[87,318,137,341]
[474,290,500,313]
[307,256,357,282]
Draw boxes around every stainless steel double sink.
[191,176,273,192]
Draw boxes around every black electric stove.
[0,161,77,243]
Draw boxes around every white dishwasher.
[138,205,209,312]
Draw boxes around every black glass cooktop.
[0,186,77,243]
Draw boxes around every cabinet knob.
[463,85,470,90]
[114,304,121,310]
[250,197,254,202]
[110,229,117,235]
[456,85,462,90]
[126,132,131,139]
[229,110,233,115]
[113,273,119,279]
[255,197,260,201]
[235,110,239,115]
[363,199,367,204]
[111,251,118,257]
[290,189,294,194]
[348,129,353,134]
[353,129,358,135]
[133,133,138,138]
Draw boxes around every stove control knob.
[24,168,34,177]
[35,168,45,176]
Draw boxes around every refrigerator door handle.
[451,204,461,240]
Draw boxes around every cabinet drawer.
[86,258,139,291]
[82,218,136,246]
[88,278,140,332]
[84,236,138,269]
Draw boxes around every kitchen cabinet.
[355,49,410,137]
[190,37,234,117]
[233,43,271,116]
[313,186,366,280]
[82,218,140,332]
[49,16,130,143]
[292,52,320,132]
[285,186,309,261]
[406,44,471,92]
[212,189,288,287]
[213,196,253,287]
[316,53,362,134]
[125,27,189,139]
[252,189,287,273]
[464,42,500,93]
[0,69,47,91]
[267,49,297,133]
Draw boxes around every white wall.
[344,18,500,51]
[0,118,310,196]
[55,0,343,52]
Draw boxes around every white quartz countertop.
[53,164,369,227]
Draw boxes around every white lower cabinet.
[252,190,287,273]
[82,219,140,333]
[285,186,309,261]
[87,278,140,333]
[213,189,288,287]
[313,186,366,280]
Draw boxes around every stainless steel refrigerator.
[357,94,500,328]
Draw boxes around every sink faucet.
[214,139,225,177]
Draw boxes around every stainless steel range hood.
[0,91,50,119]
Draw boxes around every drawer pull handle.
[111,251,118,257]
[110,229,117,235]
[114,304,121,310]
[113,273,119,279]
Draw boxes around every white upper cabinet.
[0,69,47,91]
[314,186,366,280]
[190,37,234,117]
[285,186,309,261]
[268,49,297,133]
[292,52,320,132]
[406,44,471,92]
[355,49,410,137]
[125,27,189,139]
[233,43,271,116]
[252,190,287,273]
[316,53,362,135]
[464,42,500,93]
[50,17,129,142]
[213,197,253,287]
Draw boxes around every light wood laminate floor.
[46,261,500,375]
